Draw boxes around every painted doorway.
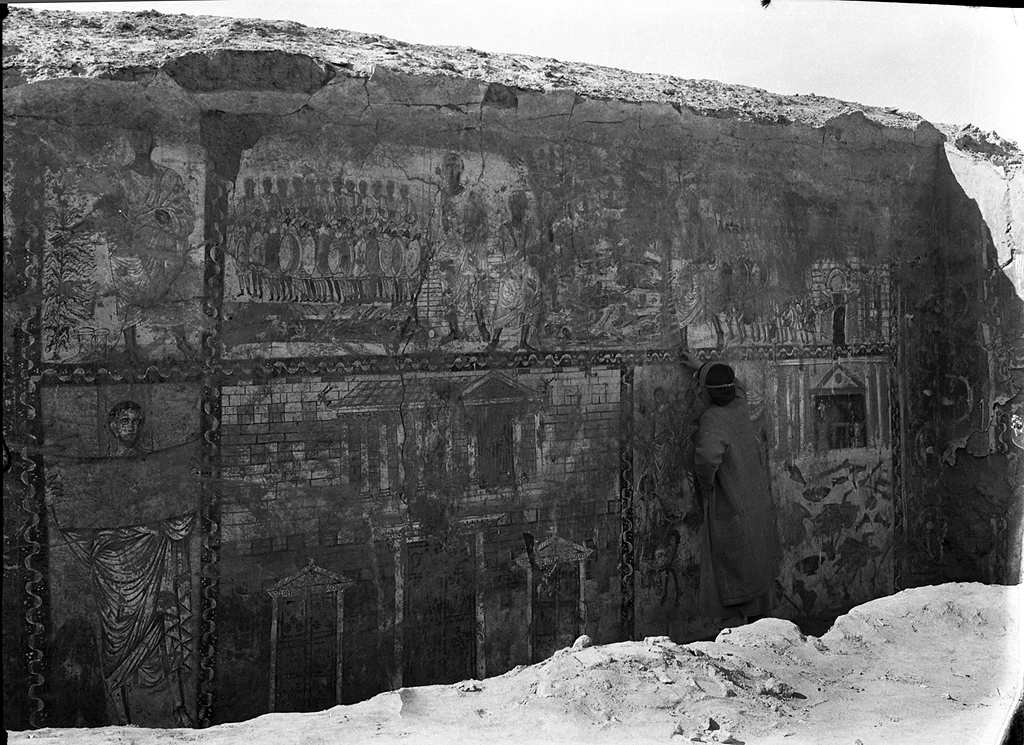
[403,539,477,686]
[268,561,351,713]
[532,562,581,661]
[274,592,337,711]
[517,534,592,663]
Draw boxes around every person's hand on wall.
[680,349,703,371]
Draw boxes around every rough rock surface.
[8,582,1020,744]
[936,123,1024,303]
[0,7,986,136]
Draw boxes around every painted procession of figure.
[681,351,782,627]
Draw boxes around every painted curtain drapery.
[63,513,196,721]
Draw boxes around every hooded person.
[682,352,782,628]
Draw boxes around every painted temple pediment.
[335,378,437,412]
[516,535,593,569]
[336,371,539,413]
[267,559,354,598]
[812,364,867,394]
[461,372,541,407]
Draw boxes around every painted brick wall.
[211,366,622,720]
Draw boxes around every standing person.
[680,350,781,629]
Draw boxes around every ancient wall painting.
[215,366,618,555]
[401,533,482,687]
[680,258,892,351]
[629,363,711,641]
[211,364,620,716]
[770,359,894,621]
[897,241,1023,583]
[267,561,353,713]
[216,112,904,362]
[629,356,895,640]
[41,383,203,727]
[220,139,541,358]
[9,103,920,725]
[39,131,206,364]
[7,46,1022,732]
[516,533,593,663]
[220,131,756,359]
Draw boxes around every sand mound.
[10,583,1020,745]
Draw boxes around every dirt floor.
[9,582,1020,745]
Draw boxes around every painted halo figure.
[680,350,782,628]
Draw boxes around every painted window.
[814,392,867,449]
[473,407,516,488]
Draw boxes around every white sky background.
[22,0,1024,147]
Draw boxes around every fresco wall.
[3,31,1021,730]
[42,383,203,727]
[629,356,895,639]
[212,366,621,722]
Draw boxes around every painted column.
[392,535,404,690]
[577,557,587,637]
[475,530,486,680]
[267,596,279,711]
[335,590,345,704]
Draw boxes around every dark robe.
[694,389,781,618]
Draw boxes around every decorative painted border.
[618,366,635,641]
[889,359,905,592]
[889,280,906,593]
[37,363,206,386]
[34,341,897,385]
[195,161,231,726]
[888,274,905,593]
[19,352,47,729]
[197,372,221,727]
[17,170,48,728]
